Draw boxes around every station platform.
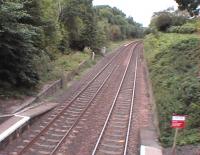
[0,102,58,146]
[140,128,163,155]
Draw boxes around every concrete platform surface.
[17,102,59,118]
[0,102,58,143]
[141,145,163,155]
[140,128,163,155]
[0,115,29,142]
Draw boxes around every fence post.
[172,128,178,155]
[91,52,95,61]
[61,74,65,89]
[101,47,106,56]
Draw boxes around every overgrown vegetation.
[35,51,90,83]
[166,22,198,34]
[145,33,200,146]
[0,0,143,97]
[0,1,40,89]
[145,0,200,146]
[148,7,199,34]
[175,0,200,16]
[95,5,144,40]
[150,9,184,31]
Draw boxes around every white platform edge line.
[0,116,30,142]
[140,145,146,155]
[14,114,29,119]
[124,43,130,46]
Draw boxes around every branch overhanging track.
[1,42,139,155]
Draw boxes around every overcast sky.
[93,0,178,27]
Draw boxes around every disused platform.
[0,102,58,148]
[140,128,163,155]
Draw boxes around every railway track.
[91,43,139,155]
[0,41,140,155]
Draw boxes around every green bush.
[150,11,188,32]
[167,23,197,34]
[155,13,172,31]
[144,33,200,146]
[171,15,187,26]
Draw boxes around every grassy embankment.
[144,32,200,147]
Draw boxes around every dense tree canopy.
[95,5,143,40]
[0,1,40,88]
[175,0,200,16]
[60,0,97,50]
[0,0,143,91]
[150,9,188,32]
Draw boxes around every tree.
[40,0,64,46]
[110,25,122,40]
[175,0,200,16]
[95,5,144,40]
[0,1,39,88]
[60,0,100,51]
[154,13,172,31]
[150,10,188,32]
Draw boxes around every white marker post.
[92,52,95,61]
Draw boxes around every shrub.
[171,15,187,26]
[167,23,197,34]
[144,33,200,146]
[155,13,172,31]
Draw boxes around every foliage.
[144,33,200,146]
[0,0,143,96]
[167,23,197,34]
[60,0,96,50]
[95,5,144,40]
[150,8,200,34]
[0,1,40,89]
[39,0,65,53]
[174,0,200,16]
[92,20,109,50]
[154,13,172,31]
[171,14,188,26]
[37,51,90,82]
[150,10,188,32]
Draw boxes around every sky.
[93,0,178,27]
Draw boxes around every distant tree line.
[0,0,143,90]
[95,5,144,41]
